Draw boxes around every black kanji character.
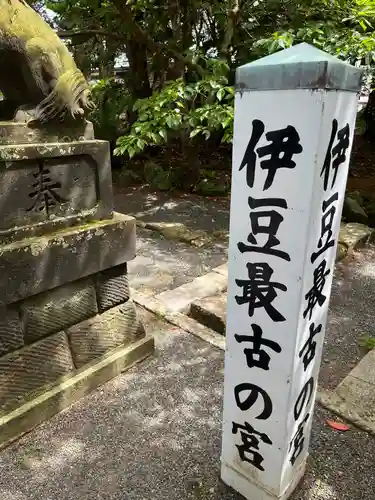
[238,197,291,262]
[321,119,350,191]
[234,383,273,420]
[289,413,310,466]
[239,120,303,191]
[27,159,67,215]
[235,262,287,322]
[311,192,339,264]
[235,324,282,371]
[239,119,264,189]
[294,377,314,421]
[232,421,272,472]
[299,323,322,371]
[303,260,330,320]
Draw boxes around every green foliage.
[360,335,375,351]
[255,0,375,68]
[144,161,174,191]
[89,78,132,141]
[31,0,375,188]
[114,65,234,158]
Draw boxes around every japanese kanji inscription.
[221,43,361,500]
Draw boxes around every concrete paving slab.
[317,349,375,434]
[346,348,375,383]
[127,228,227,297]
[212,264,228,277]
[336,376,375,425]
[155,272,227,313]
[132,290,225,351]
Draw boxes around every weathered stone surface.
[335,375,375,430]
[132,289,225,351]
[21,280,98,344]
[144,221,211,247]
[336,242,348,262]
[190,293,227,335]
[343,195,368,225]
[68,300,145,368]
[0,336,154,450]
[346,348,375,383]
[0,212,136,306]
[0,140,113,242]
[0,120,94,145]
[339,222,372,251]
[155,271,227,313]
[317,349,375,434]
[0,332,74,416]
[0,306,24,356]
[96,263,129,313]
[213,263,228,277]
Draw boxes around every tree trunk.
[364,90,375,141]
[125,40,152,100]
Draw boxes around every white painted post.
[221,43,363,500]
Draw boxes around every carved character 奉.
[0,0,94,123]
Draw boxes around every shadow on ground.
[127,227,227,297]
[114,184,230,234]
[322,246,375,390]
[113,185,229,297]
[0,310,374,500]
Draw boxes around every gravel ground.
[0,186,367,499]
[114,186,229,297]
[0,309,374,500]
[115,184,375,391]
[320,245,375,390]
[113,184,230,234]
[127,227,227,296]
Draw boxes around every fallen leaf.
[326,420,351,431]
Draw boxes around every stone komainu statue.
[0,0,94,123]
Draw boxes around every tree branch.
[58,29,125,41]
[58,4,206,77]
[111,0,206,76]
[221,0,241,58]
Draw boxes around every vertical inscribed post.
[221,43,362,500]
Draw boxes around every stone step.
[154,265,227,313]
[189,292,227,335]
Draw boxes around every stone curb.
[338,222,373,259]
[316,389,375,436]
[132,290,225,351]
[136,220,228,248]
[136,219,373,255]
[136,291,375,436]
[134,287,375,436]
[315,348,375,435]
[154,265,227,314]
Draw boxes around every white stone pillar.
[221,43,363,500]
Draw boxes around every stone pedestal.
[0,121,154,448]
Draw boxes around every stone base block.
[0,306,24,356]
[21,279,98,344]
[68,300,145,368]
[0,255,153,446]
[0,332,74,416]
[0,336,154,450]
[0,137,113,242]
[0,212,136,306]
[96,263,129,313]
